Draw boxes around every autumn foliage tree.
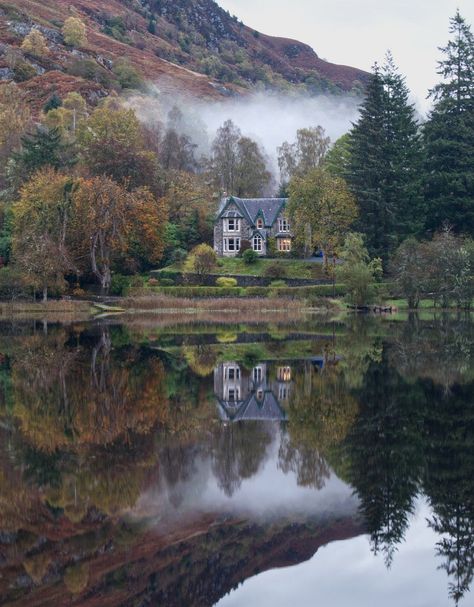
[12,169,77,300]
[288,167,358,262]
[77,104,159,192]
[73,177,166,289]
[62,17,87,48]
[21,29,49,57]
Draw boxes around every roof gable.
[218,197,288,227]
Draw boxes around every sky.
[217,0,474,114]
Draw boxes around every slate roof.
[218,390,287,423]
[218,197,288,228]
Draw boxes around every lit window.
[278,218,290,232]
[252,236,263,252]
[226,218,240,232]
[277,366,292,382]
[256,218,264,228]
[278,239,292,252]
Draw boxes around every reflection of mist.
[135,426,358,524]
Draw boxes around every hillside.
[0,0,369,110]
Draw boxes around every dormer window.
[256,218,264,229]
[226,218,240,232]
[278,218,290,232]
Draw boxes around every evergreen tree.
[11,126,73,187]
[347,57,423,264]
[423,11,474,234]
[43,93,62,114]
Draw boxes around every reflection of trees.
[390,316,474,389]
[9,328,169,452]
[422,380,474,605]
[211,422,273,497]
[345,352,425,567]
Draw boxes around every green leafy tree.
[288,167,358,262]
[423,11,474,234]
[337,233,383,306]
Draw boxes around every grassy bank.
[0,300,94,322]
[160,258,326,279]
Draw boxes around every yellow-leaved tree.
[21,29,49,57]
[12,169,77,300]
[62,17,87,48]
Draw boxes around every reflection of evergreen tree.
[346,350,426,566]
[422,381,474,605]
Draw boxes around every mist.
[128,87,362,177]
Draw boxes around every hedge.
[151,284,348,299]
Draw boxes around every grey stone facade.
[213,196,293,257]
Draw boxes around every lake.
[0,314,472,606]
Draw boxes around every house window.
[278,218,290,232]
[277,366,292,382]
[223,238,241,253]
[226,366,240,380]
[279,386,289,400]
[257,389,264,401]
[252,236,263,252]
[227,388,240,402]
[253,367,263,383]
[256,218,264,229]
[225,218,240,232]
[278,238,292,252]
[225,238,240,253]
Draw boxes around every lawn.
[163,257,326,280]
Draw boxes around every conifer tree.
[346,57,423,263]
[423,11,474,234]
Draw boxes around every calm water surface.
[0,315,472,606]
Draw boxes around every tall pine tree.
[347,56,423,264]
[424,11,474,234]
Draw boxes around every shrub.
[13,61,36,82]
[270,280,286,288]
[159,278,174,287]
[264,261,287,279]
[148,277,159,287]
[239,239,251,255]
[113,59,144,90]
[242,249,258,265]
[110,274,130,296]
[184,244,217,277]
[171,247,187,263]
[216,277,238,288]
[0,267,31,299]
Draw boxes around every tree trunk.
[42,286,48,302]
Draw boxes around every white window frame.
[256,218,264,229]
[225,218,240,232]
[278,238,292,252]
[252,235,263,252]
[253,366,263,383]
[278,218,290,233]
[227,238,241,252]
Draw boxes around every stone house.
[213,196,293,257]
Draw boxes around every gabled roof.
[218,197,288,228]
[218,391,287,423]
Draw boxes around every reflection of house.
[214,362,291,422]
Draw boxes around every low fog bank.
[129,88,362,175]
